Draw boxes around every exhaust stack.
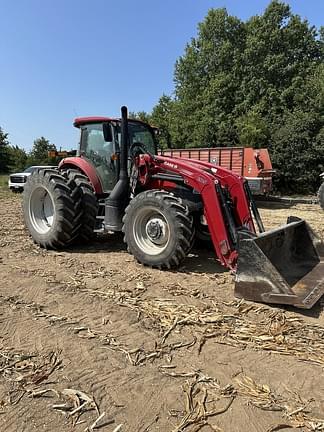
[104,106,130,231]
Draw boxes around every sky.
[0,0,323,152]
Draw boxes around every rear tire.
[318,181,324,210]
[23,169,82,249]
[122,190,194,269]
[63,169,98,242]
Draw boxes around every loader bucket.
[235,217,324,308]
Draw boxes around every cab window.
[80,123,116,191]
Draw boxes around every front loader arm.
[180,158,264,233]
[136,154,256,270]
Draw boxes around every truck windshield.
[24,167,37,173]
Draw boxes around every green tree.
[0,127,11,173]
[28,137,57,166]
[235,111,269,148]
[172,7,245,148]
[129,111,152,124]
[8,145,28,172]
[151,95,175,148]
[272,110,324,193]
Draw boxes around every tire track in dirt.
[0,293,136,366]
[3,254,324,370]
[0,300,173,432]
[0,265,168,363]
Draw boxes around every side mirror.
[103,122,112,142]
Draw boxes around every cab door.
[80,123,117,192]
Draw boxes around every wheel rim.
[132,206,170,255]
[29,186,55,234]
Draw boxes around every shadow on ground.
[256,200,319,210]
[68,234,225,275]
[180,248,226,275]
[256,201,300,210]
[284,300,324,319]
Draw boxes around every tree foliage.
[151,95,175,148]
[152,1,324,192]
[28,137,57,166]
[129,111,152,124]
[8,145,28,173]
[0,129,57,174]
[0,127,11,173]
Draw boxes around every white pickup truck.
[8,166,56,192]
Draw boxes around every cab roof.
[73,116,151,128]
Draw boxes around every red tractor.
[23,106,324,309]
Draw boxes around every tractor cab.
[74,117,157,193]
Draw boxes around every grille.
[10,176,26,183]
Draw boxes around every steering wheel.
[129,141,148,158]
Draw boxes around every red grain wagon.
[159,147,275,194]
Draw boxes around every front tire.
[122,190,194,269]
[23,169,82,249]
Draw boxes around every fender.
[58,157,103,194]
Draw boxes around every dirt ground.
[0,192,323,432]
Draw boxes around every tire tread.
[122,189,194,269]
